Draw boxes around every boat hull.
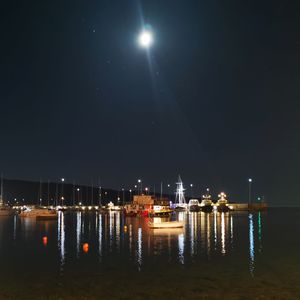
[36,215,58,221]
[0,209,14,216]
[124,211,137,217]
[189,205,200,212]
[148,221,184,229]
[217,205,230,212]
[201,205,213,213]
[175,206,186,211]
[149,210,172,217]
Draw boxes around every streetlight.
[122,188,125,205]
[99,186,102,207]
[138,179,142,195]
[77,188,80,205]
[145,187,148,195]
[248,178,252,206]
[129,189,132,202]
[61,178,65,206]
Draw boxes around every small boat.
[174,205,187,211]
[148,220,184,229]
[200,189,213,212]
[0,206,14,216]
[188,199,200,212]
[124,204,138,217]
[105,201,122,211]
[148,206,173,217]
[19,206,58,220]
[216,192,230,212]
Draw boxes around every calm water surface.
[0,209,299,299]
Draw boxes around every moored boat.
[0,174,14,216]
[188,199,200,212]
[148,205,173,217]
[200,188,213,212]
[216,192,230,212]
[124,203,138,217]
[104,201,122,211]
[174,204,187,211]
[19,206,58,220]
[0,206,14,216]
[148,220,184,229]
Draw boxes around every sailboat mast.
[0,173,3,205]
[160,182,163,199]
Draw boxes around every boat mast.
[175,175,186,205]
[0,173,3,206]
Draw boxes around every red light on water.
[83,243,89,253]
[42,236,48,246]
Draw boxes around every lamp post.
[167,184,171,197]
[138,179,142,195]
[248,178,252,206]
[99,186,102,207]
[122,188,125,205]
[129,189,132,202]
[77,188,80,205]
[61,178,65,206]
[134,185,138,196]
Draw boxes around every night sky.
[1,0,299,205]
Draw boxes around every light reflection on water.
[98,213,102,259]
[0,211,265,276]
[3,209,300,299]
[137,227,142,270]
[249,213,255,276]
[58,211,65,268]
[76,211,81,257]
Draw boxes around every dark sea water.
[0,209,299,300]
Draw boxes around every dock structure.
[229,203,267,211]
[133,195,170,210]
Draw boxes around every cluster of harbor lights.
[0,174,267,221]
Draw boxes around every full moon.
[138,30,153,48]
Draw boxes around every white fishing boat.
[148,205,173,217]
[216,192,230,212]
[200,188,213,212]
[148,220,184,229]
[124,203,138,216]
[19,206,58,220]
[105,201,122,211]
[188,199,200,212]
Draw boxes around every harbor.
[1,176,268,219]
[0,208,299,299]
